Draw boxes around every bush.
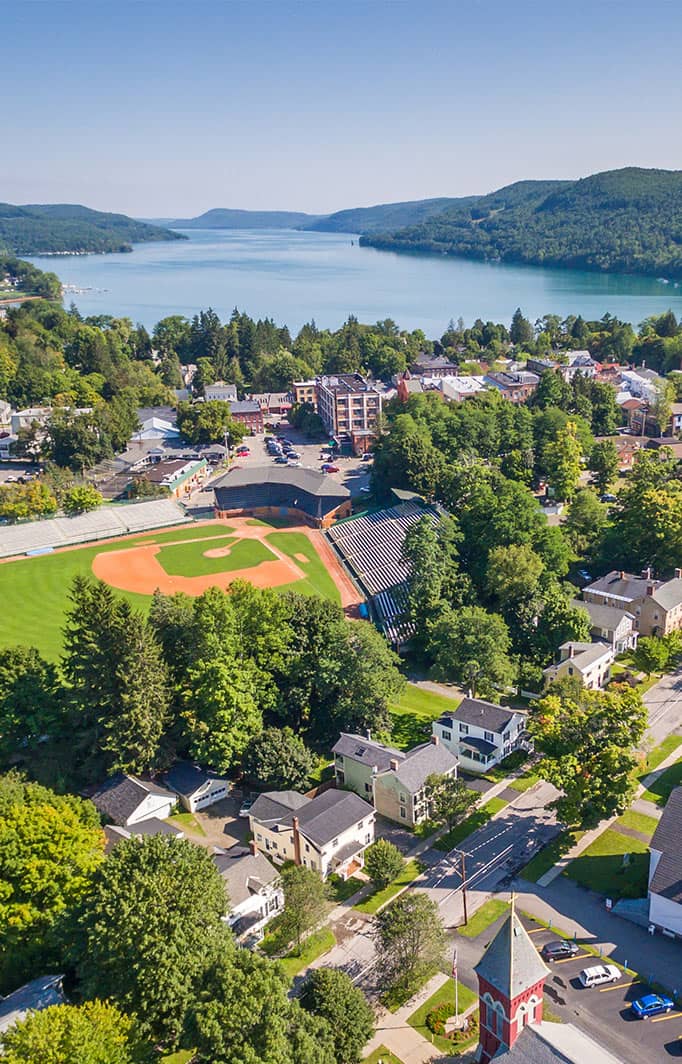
[425,1003,479,1044]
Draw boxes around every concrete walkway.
[537,739,682,887]
[364,972,458,1064]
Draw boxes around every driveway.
[190,796,249,850]
[643,667,682,747]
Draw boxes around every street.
[644,667,682,746]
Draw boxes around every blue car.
[631,993,674,1019]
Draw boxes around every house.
[228,399,264,434]
[10,407,52,435]
[474,901,619,1063]
[620,368,661,402]
[483,370,539,403]
[204,381,238,402]
[645,436,682,461]
[315,374,382,454]
[570,598,638,654]
[333,733,458,826]
[89,774,177,827]
[127,457,207,498]
[249,392,292,416]
[214,842,283,943]
[131,407,180,444]
[249,787,375,880]
[396,372,425,402]
[164,761,231,812]
[648,786,682,938]
[103,818,184,853]
[543,641,614,690]
[526,352,597,381]
[0,975,65,1035]
[583,569,682,637]
[0,433,17,460]
[0,399,11,428]
[432,698,528,773]
[438,375,486,402]
[408,352,460,378]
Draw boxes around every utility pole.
[460,849,468,927]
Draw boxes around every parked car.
[288,460,302,467]
[361,452,373,461]
[360,486,371,494]
[631,993,675,1019]
[600,493,617,503]
[322,463,339,473]
[286,450,301,459]
[238,797,255,818]
[577,569,592,582]
[579,964,621,988]
[274,455,289,464]
[541,940,580,962]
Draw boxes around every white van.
[579,964,621,988]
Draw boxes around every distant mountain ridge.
[0,203,183,255]
[360,168,682,278]
[169,208,321,229]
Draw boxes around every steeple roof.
[474,900,549,999]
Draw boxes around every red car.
[236,446,250,455]
[322,463,339,473]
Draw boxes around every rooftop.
[392,740,458,792]
[474,903,549,999]
[164,760,226,797]
[89,773,176,825]
[230,399,261,414]
[0,975,64,1033]
[213,845,279,908]
[439,697,519,734]
[333,733,405,773]
[214,464,351,500]
[317,373,380,395]
[250,787,373,847]
[585,570,657,602]
[570,599,634,632]
[650,786,682,903]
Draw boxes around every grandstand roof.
[213,466,350,522]
[0,498,189,558]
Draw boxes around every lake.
[28,228,682,335]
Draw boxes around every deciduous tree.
[279,864,330,953]
[300,968,375,1064]
[364,839,404,889]
[424,773,477,830]
[375,893,445,1001]
[241,727,314,790]
[1,1000,150,1064]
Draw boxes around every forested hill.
[302,197,469,234]
[0,203,185,255]
[360,168,682,278]
[170,208,321,229]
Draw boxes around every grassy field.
[354,859,423,915]
[457,899,509,939]
[157,536,275,576]
[615,809,659,838]
[565,827,649,898]
[278,928,336,979]
[407,980,478,1055]
[640,757,682,807]
[389,683,461,749]
[639,734,682,777]
[364,1046,405,1064]
[166,811,206,836]
[518,829,584,883]
[0,520,340,659]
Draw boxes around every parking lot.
[520,916,682,1061]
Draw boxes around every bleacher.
[326,499,443,646]
[0,499,190,559]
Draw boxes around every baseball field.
[0,517,362,661]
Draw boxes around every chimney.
[292,816,302,866]
[366,728,372,741]
[568,645,575,659]
[675,569,682,580]
[249,839,258,856]
[389,759,399,771]
[646,584,654,596]
[619,571,625,580]
[642,567,652,580]
[430,734,439,746]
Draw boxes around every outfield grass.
[267,531,341,602]
[354,859,423,915]
[432,798,508,852]
[640,757,682,807]
[157,536,276,576]
[614,809,659,839]
[407,979,478,1055]
[0,520,340,659]
[518,829,584,883]
[565,827,649,898]
[457,899,509,939]
[278,928,336,979]
[389,683,461,750]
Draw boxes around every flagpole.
[453,942,458,1025]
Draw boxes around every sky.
[2,0,682,217]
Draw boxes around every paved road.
[644,667,682,746]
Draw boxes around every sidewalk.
[364,971,462,1064]
[537,740,681,887]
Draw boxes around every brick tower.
[474,898,550,1062]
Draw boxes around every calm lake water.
[28,228,682,335]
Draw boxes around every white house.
[131,416,180,443]
[214,843,283,943]
[432,698,529,773]
[249,788,375,880]
[543,641,614,690]
[164,761,231,812]
[204,382,238,402]
[570,599,638,654]
[89,774,177,827]
[648,786,682,938]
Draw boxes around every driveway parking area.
[520,917,682,1061]
[182,795,250,851]
[222,428,372,497]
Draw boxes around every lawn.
[389,683,461,750]
[518,829,584,883]
[267,531,341,601]
[278,927,336,979]
[157,536,276,576]
[432,798,508,852]
[640,757,682,807]
[354,859,423,915]
[639,734,682,777]
[363,1046,405,1064]
[161,1052,194,1064]
[508,770,541,793]
[165,811,206,836]
[328,873,363,903]
[614,809,659,839]
[457,899,509,939]
[565,827,649,899]
[407,979,478,1055]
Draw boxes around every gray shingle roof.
[442,698,517,735]
[391,741,458,793]
[460,735,497,756]
[651,578,682,611]
[585,571,654,602]
[491,1027,571,1062]
[249,790,311,828]
[556,641,613,670]
[164,761,226,798]
[297,789,374,846]
[214,465,350,499]
[570,599,633,633]
[214,846,279,908]
[0,976,64,1033]
[650,786,682,903]
[90,774,175,826]
[474,906,549,998]
[333,733,404,773]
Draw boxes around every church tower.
[474,898,550,1062]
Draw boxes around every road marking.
[651,1012,682,1024]
[527,927,546,934]
[552,953,590,965]
[599,980,639,993]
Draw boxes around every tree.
[62,484,103,514]
[375,893,445,1001]
[279,864,330,953]
[0,646,60,766]
[600,448,682,572]
[363,839,404,889]
[564,488,607,554]
[241,727,314,790]
[484,543,544,614]
[650,378,676,434]
[300,968,375,1064]
[429,605,513,696]
[632,635,671,677]
[424,773,477,830]
[1,1000,151,1064]
[187,948,335,1064]
[510,307,534,346]
[528,686,647,825]
[0,480,58,522]
[0,773,105,992]
[183,656,263,772]
[589,440,619,493]
[543,421,583,501]
[176,400,244,446]
[75,835,230,1045]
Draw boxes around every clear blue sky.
[2,0,682,217]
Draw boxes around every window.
[568,666,574,675]
[364,782,371,794]
[484,731,494,743]
[365,833,371,844]
[442,729,452,741]
[305,843,310,853]
[399,792,406,804]
[400,808,406,819]
[256,833,262,842]
[459,723,469,735]
[332,838,339,847]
